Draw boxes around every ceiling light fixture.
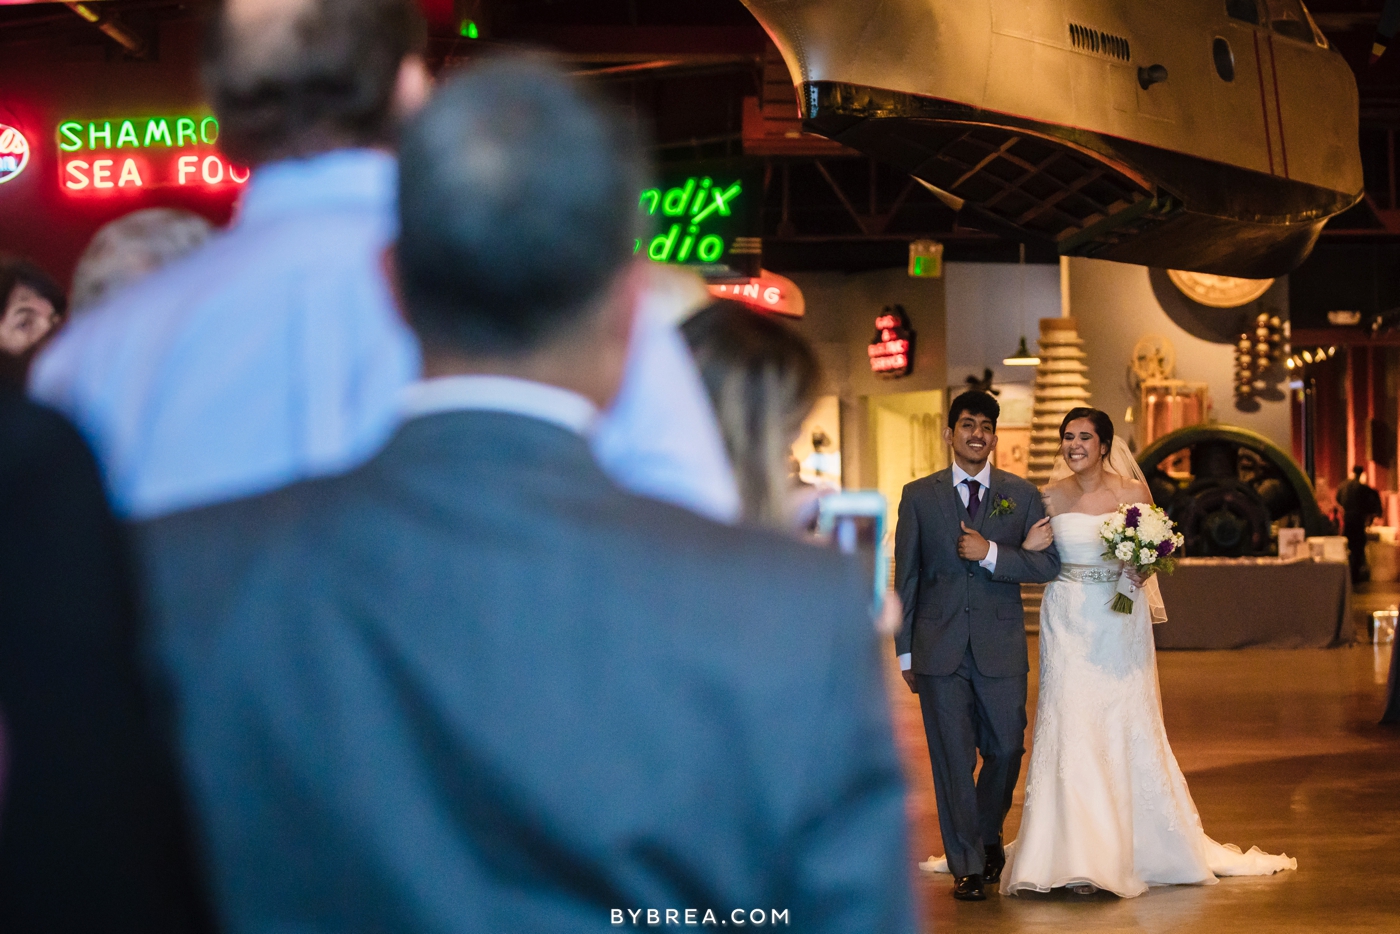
[1003,336,1041,366]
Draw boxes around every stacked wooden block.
[1028,317,1092,486]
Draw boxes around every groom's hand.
[958,522,991,561]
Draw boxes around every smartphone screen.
[816,491,888,614]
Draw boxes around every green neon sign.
[57,115,219,153]
[55,113,246,194]
[635,164,759,274]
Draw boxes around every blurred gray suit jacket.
[894,466,1060,678]
[137,410,913,934]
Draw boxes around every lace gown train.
[998,512,1295,897]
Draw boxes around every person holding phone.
[893,390,1060,901]
[680,300,823,531]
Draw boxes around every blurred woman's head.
[0,257,66,389]
[681,301,822,529]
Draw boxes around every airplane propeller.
[1373,0,1400,64]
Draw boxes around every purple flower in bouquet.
[1100,502,1183,614]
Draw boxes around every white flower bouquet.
[1100,503,1185,614]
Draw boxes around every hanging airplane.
[740,0,1365,277]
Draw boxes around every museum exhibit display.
[1138,379,1210,450]
[740,0,1364,276]
[1138,424,1349,648]
[1140,424,1329,555]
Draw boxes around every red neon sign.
[868,305,914,377]
[706,269,804,317]
[56,116,249,195]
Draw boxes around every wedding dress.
[999,510,1296,897]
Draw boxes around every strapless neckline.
[1052,512,1114,520]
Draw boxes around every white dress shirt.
[899,461,998,672]
[592,297,741,524]
[400,375,597,434]
[31,149,419,520]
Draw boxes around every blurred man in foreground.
[31,0,427,519]
[0,392,210,932]
[139,58,913,933]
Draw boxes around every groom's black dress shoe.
[982,844,1006,885]
[952,874,986,901]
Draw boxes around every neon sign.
[0,124,30,185]
[868,305,915,377]
[708,269,804,317]
[635,163,760,277]
[56,115,248,194]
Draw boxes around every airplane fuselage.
[743,0,1363,276]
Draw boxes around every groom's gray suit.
[894,465,1059,879]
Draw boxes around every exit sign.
[908,239,943,278]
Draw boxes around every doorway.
[869,390,947,543]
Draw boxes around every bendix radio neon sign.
[56,115,248,193]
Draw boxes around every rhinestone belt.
[1057,563,1121,583]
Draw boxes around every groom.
[894,390,1060,901]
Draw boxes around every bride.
[1000,407,1296,897]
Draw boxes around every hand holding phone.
[816,490,889,622]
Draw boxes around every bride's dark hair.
[1059,407,1114,451]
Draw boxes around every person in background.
[680,302,905,635]
[680,300,822,530]
[69,208,214,315]
[592,264,741,524]
[32,0,734,529]
[30,0,428,519]
[1337,464,1384,584]
[0,258,65,391]
[138,57,913,933]
[0,394,211,932]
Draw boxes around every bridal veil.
[1048,436,1169,624]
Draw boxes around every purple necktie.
[966,479,981,520]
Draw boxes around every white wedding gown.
[997,512,1296,896]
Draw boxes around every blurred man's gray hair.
[70,209,213,313]
[396,55,649,357]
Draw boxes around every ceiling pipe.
[64,2,147,58]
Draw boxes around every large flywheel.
[1137,425,1328,557]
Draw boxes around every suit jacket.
[894,466,1060,678]
[137,411,914,934]
[0,393,211,933]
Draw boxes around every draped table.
[1153,556,1352,650]
[1384,634,1400,724]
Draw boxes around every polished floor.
[889,597,1400,933]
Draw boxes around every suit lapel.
[931,469,959,531]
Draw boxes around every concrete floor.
[889,595,1400,933]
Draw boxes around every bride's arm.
[990,485,1061,584]
[1022,517,1053,552]
[1021,484,1064,551]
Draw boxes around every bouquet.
[1100,503,1185,614]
